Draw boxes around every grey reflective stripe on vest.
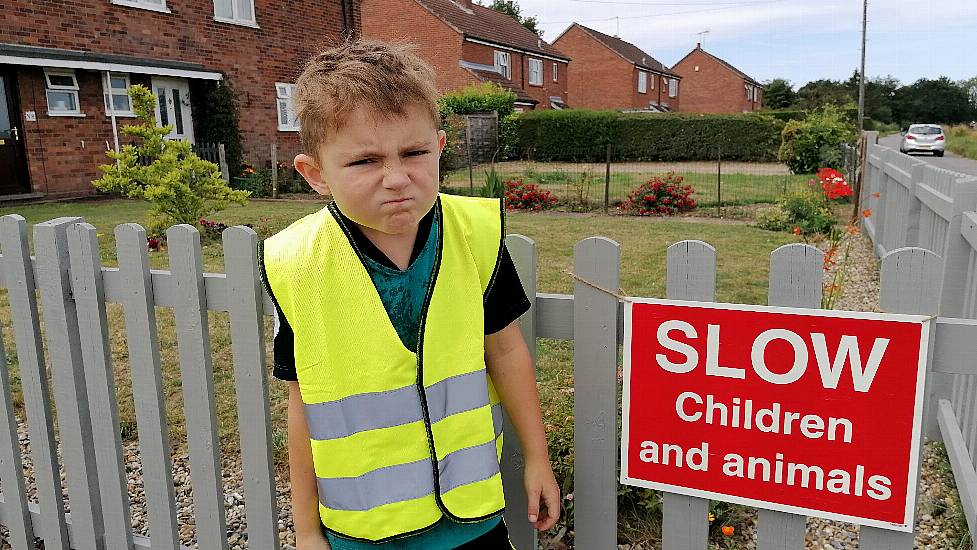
[492,403,503,438]
[318,439,501,511]
[305,370,491,441]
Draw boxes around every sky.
[516,0,977,89]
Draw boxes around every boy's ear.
[294,153,331,195]
[437,130,447,155]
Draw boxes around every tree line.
[763,73,977,127]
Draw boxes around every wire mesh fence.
[440,146,811,212]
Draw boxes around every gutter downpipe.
[104,71,120,160]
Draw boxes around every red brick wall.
[361,0,476,92]
[1,0,353,198]
[671,49,761,113]
[461,42,568,109]
[553,26,632,110]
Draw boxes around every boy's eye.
[405,150,429,157]
[348,158,375,167]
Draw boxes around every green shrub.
[93,85,249,236]
[621,173,696,215]
[778,105,856,174]
[515,111,784,162]
[503,178,558,210]
[193,79,244,175]
[756,188,834,235]
[438,82,516,119]
[763,109,808,123]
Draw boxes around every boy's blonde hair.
[294,40,441,158]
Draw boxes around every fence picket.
[756,243,824,549]
[572,236,620,549]
[662,240,715,550]
[502,234,537,550]
[0,214,70,549]
[860,247,942,549]
[34,217,106,550]
[223,226,281,550]
[166,224,229,550]
[68,222,135,550]
[0,313,33,547]
[115,223,181,550]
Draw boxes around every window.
[494,51,511,80]
[276,83,299,131]
[45,70,82,116]
[668,78,678,98]
[103,73,134,117]
[637,71,647,94]
[528,59,543,86]
[745,84,752,100]
[214,0,256,26]
[112,0,168,12]
[553,62,558,83]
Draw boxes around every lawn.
[443,163,813,207]
[0,198,799,544]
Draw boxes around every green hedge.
[514,110,785,162]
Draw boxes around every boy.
[260,40,560,549]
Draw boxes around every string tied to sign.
[561,269,634,302]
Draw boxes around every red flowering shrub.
[621,173,696,216]
[503,178,558,211]
[816,167,852,201]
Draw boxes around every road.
[879,134,977,176]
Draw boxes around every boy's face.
[295,103,446,237]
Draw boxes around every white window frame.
[528,58,543,86]
[276,83,299,132]
[637,71,647,94]
[745,84,752,100]
[494,51,511,80]
[214,0,257,27]
[668,78,678,98]
[44,69,84,117]
[111,0,170,13]
[553,62,558,83]
[103,73,135,117]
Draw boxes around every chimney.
[696,42,701,49]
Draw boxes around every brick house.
[551,23,680,112]
[0,0,356,200]
[361,0,569,112]
[671,44,763,113]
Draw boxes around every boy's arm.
[288,381,331,548]
[484,321,561,531]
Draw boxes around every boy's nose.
[382,163,411,190]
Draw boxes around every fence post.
[218,143,230,183]
[0,311,34,548]
[938,174,977,319]
[859,246,942,549]
[604,143,611,214]
[756,243,824,550]
[662,240,715,550]
[905,161,926,247]
[67,222,135,550]
[572,236,620,549]
[716,144,722,216]
[502,234,538,550]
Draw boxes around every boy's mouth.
[384,197,412,205]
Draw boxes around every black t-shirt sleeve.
[269,245,531,378]
[272,305,298,382]
[484,245,531,334]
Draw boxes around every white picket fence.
[858,135,977,543]
[1,209,977,549]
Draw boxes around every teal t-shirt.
[326,213,501,549]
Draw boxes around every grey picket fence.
[2,214,977,549]
[858,137,977,541]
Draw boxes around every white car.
[900,124,945,157]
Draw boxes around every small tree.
[93,85,250,236]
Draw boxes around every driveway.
[879,134,977,176]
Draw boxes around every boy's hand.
[296,531,331,550]
[523,457,561,531]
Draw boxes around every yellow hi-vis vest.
[262,194,506,542]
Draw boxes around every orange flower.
[792,226,802,236]
[846,224,861,236]
[862,209,873,218]
[872,192,881,198]
[722,525,735,537]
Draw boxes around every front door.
[0,70,31,196]
[151,77,194,143]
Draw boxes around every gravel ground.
[0,231,971,550]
